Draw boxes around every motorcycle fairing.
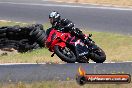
[47,29,89,58]
[74,40,89,57]
[67,37,89,58]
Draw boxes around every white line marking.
[0,63,45,65]
[0,20,11,22]
[0,61,131,65]
[0,2,132,11]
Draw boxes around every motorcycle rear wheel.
[54,45,76,63]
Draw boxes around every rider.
[46,11,90,44]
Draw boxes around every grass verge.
[0,81,131,88]
[0,20,132,63]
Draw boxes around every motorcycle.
[45,28,106,63]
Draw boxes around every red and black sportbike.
[46,28,106,63]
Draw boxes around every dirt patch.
[56,0,132,7]
[0,48,18,56]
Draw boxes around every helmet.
[49,11,60,25]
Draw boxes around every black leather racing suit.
[46,19,86,41]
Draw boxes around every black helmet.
[49,11,60,24]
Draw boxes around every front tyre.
[89,46,106,63]
[54,45,76,63]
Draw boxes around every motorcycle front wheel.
[89,45,106,63]
[54,45,76,63]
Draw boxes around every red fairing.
[55,42,66,48]
[46,28,70,52]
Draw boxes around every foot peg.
[51,53,55,57]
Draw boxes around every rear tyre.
[0,33,6,38]
[31,42,40,49]
[29,27,40,37]
[35,30,44,39]
[54,45,76,63]
[36,33,45,42]
[0,29,6,33]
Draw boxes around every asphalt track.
[0,62,132,82]
[0,0,132,82]
[0,0,132,34]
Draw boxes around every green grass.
[0,81,131,88]
[0,20,132,63]
[88,31,132,62]
[0,48,62,63]
[0,20,28,26]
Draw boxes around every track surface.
[0,0,132,34]
[0,62,132,82]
